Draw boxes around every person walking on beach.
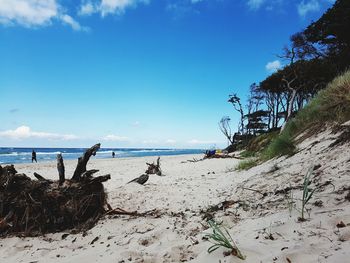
[112,151,115,158]
[32,150,37,163]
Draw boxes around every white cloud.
[165,139,176,144]
[297,0,320,17]
[0,126,78,140]
[78,0,149,17]
[79,1,96,16]
[247,0,265,10]
[60,14,88,31]
[0,0,58,26]
[265,60,282,72]
[103,134,129,141]
[188,139,217,145]
[0,0,86,31]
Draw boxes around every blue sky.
[0,0,334,148]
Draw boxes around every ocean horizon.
[0,147,204,165]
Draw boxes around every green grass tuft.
[239,150,256,158]
[261,132,296,160]
[236,159,259,171]
[205,220,246,260]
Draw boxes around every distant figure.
[112,151,115,158]
[32,150,37,163]
[127,174,149,185]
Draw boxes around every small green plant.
[205,220,246,260]
[235,159,258,171]
[299,166,317,221]
[286,184,295,217]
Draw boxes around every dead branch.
[57,153,65,185]
[33,172,52,183]
[72,143,100,181]
[145,157,162,175]
[106,207,160,218]
[240,187,267,196]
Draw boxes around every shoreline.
[0,149,205,166]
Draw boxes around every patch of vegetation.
[235,159,259,171]
[205,220,246,260]
[284,70,350,137]
[261,132,296,160]
[239,150,256,158]
[262,70,350,160]
[245,131,279,153]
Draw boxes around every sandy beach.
[1,125,350,263]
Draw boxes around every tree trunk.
[286,89,297,122]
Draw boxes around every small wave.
[0,152,21,156]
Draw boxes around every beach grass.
[262,69,350,160]
[236,159,259,171]
[205,220,246,260]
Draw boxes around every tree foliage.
[221,0,349,147]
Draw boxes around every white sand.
[1,125,350,262]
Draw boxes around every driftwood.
[72,143,100,181]
[145,157,162,175]
[204,154,243,160]
[0,144,110,237]
[57,153,65,185]
[106,207,160,218]
[200,200,239,220]
[127,174,149,185]
[33,172,52,183]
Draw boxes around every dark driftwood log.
[72,143,100,181]
[145,157,162,175]
[82,169,99,178]
[0,144,111,237]
[57,153,65,185]
[127,174,149,185]
[33,172,52,183]
[85,174,111,184]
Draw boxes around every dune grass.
[205,220,246,260]
[262,69,350,160]
[246,131,279,153]
[236,159,259,171]
[261,132,296,160]
[239,150,256,158]
[299,165,317,221]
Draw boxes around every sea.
[0,147,204,165]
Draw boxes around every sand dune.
[1,126,350,262]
